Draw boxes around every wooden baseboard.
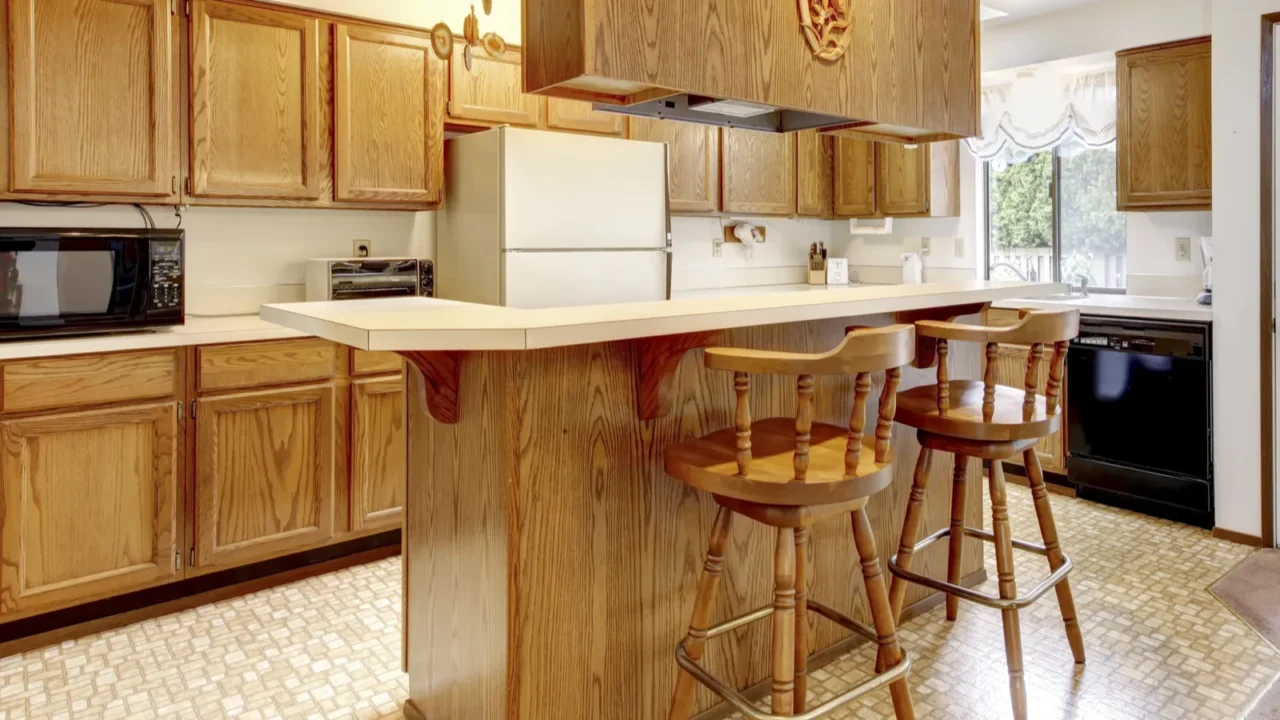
[0,531,400,657]
[689,568,989,720]
[1213,527,1265,547]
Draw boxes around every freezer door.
[503,250,667,308]
[502,129,668,251]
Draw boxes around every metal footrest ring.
[674,601,912,720]
[887,526,1073,611]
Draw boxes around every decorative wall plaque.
[798,0,852,62]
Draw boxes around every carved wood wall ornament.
[798,0,852,62]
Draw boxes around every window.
[985,140,1127,290]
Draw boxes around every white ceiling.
[982,0,1108,25]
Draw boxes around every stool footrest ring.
[674,601,911,720]
[887,526,1073,611]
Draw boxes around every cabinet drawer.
[351,349,404,376]
[1,350,178,414]
[198,339,337,393]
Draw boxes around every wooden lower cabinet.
[193,384,336,571]
[0,403,180,619]
[350,377,406,532]
[989,343,1067,474]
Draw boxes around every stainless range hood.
[522,0,980,143]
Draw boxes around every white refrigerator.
[436,126,670,308]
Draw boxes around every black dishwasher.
[1066,317,1212,527]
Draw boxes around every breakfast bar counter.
[262,280,1063,720]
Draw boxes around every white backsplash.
[669,216,850,291]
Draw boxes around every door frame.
[1262,13,1280,548]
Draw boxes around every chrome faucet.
[1077,275,1089,297]
[988,262,1029,282]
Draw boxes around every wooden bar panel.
[1,349,178,414]
[351,349,404,376]
[197,339,336,393]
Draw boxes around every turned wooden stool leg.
[852,507,916,720]
[889,447,934,625]
[669,507,734,720]
[793,525,809,714]
[945,453,968,622]
[1024,449,1087,664]
[772,527,797,715]
[989,461,1027,720]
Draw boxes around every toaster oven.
[305,258,434,301]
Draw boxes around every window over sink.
[985,138,1128,291]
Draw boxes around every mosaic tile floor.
[0,484,1276,720]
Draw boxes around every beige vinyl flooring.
[0,483,1277,720]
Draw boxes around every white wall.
[983,0,1210,72]
[264,0,522,41]
[0,203,433,315]
[1210,0,1280,538]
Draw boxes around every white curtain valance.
[965,69,1117,162]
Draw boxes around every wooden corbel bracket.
[399,351,466,424]
[634,331,724,420]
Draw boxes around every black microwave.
[0,228,184,339]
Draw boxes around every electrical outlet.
[354,239,372,258]
[1176,237,1192,263]
[954,237,966,258]
[712,236,723,258]
[920,237,931,257]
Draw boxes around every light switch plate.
[954,237,966,258]
[920,237,932,256]
[1176,237,1192,262]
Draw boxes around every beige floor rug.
[1212,549,1280,719]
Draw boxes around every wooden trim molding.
[1261,13,1280,548]
[1212,527,1265,548]
[633,331,723,420]
[400,352,465,424]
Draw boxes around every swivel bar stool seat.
[888,308,1086,720]
[664,325,918,720]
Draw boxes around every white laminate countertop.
[0,315,307,362]
[260,280,1066,352]
[992,294,1213,323]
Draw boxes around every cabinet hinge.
[190,401,197,419]
[169,0,175,14]
[190,549,196,567]
[176,401,183,419]
[185,177,193,195]
[175,551,182,571]
[184,0,191,17]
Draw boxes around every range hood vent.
[594,94,868,134]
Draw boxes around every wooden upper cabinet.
[448,43,542,127]
[721,128,795,216]
[189,0,322,200]
[877,141,960,218]
[350,377,406,533]
[6,0,176,198]
[795,131,834,218]
[0,403,179,619]
[1116,37,1212,211]
[834,137,878,218]
[628,117,718,214]
[545,98,626,136]
[334,24,444,205]
[194,385,335,571]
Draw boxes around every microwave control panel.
[149,240,183,312]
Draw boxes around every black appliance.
[1067,317,1212,527]
[0,228,184,339]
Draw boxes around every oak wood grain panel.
[197,339,337,393]
[7,0,175,197]
[1,350,178,414]
[448,43,542,127]
[990,344,1066,473]
[721,128,796,216]
[193,385,334,570]
[833,137,878,218]
[0,403,178,619]
[403,315,985,717]
[927,140,962,217]
[545,97,626,135]
[628,117,719,214]
[334,24,444,205]
[795,131,834,218]
[189,0,321,200]
[350,377,405,532]
[351,349,404,376]
[1117,37,1212,210]
[878,141,930,216]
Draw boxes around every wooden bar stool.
[887,309,1086,720]
[664,326,917,720]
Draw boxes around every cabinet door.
[448,44,542,127]
[8,0,175,197]
[1116,38,1212,210]
[0,403,179,619]
[628,118,718,213]
[195,385,334,570]
[795,131,833,218]
[989,345,1066,474]
[350,377,405,532]
[189,0,321,200]
[545,98,625,136]
[334,25,444,205]
[877,142,930,216]
[834,137,878,217]
[721,128,795,215]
